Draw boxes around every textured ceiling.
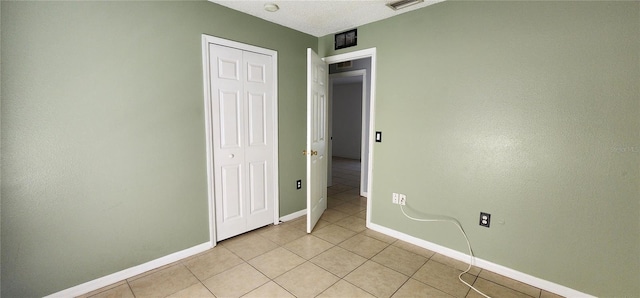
[208,0,444,37]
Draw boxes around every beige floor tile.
[334,215,367,232]
[467,278,533,298]
[328,183,352,193]
[310,246,367,277]
[319,209,351,223]
[313,224,357,244]
[430,253,481,276]
[331,202,365,215]
[344,261,409,298]
[310,219,332,232]
[284,234,334,259]
[258,224,307,245]
[82,282,134,298]
[127,262,176,281]
[477,270,540,297]
[221,232,279,260]
[392,278,454,298]
[203,263,269,298]
[242,281,295,298]
[128,264,199,298]
[183,246,244,280]
[331,191,361,201]
[372,245,428,276]
[361,229,397,244]
[392,240,436,258]
[280,217,307,230]
[412,260,476,298]
[274,262,340,298]
[248,247,306,278]
[540,290,565,298]
[355,210,367,219]
[287,217,331,232]
[339,233,389,258]
[317,280,376,298]
[328,198,346,208]
[166,283,214,298]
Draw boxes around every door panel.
[219,90,242,149]
[221,164,242,220]
[248,92,267,146]
[307,48,328,233]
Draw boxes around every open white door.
[306,48,328,233]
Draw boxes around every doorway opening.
[305,47,376,233]
[322,49,376,229]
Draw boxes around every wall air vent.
[386,0,424,11]
[336,61,353,70]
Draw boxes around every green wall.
[321,2,639,296]
[0,1,314,296]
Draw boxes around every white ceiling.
[208,0,444,37]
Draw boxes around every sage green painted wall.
[1,1,314,296]
[321,2,639,296]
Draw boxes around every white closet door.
[209,44,274,241]
[243,50,275,231]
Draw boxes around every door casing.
[201,35,280,247]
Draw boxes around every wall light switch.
[375,131,382,142]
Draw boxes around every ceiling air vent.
[386,0,424,11]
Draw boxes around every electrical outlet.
[399,194,406,205]
[296,180,302,189]
[392,193,399,204]
[479,212,491,228]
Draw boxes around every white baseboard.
[368,222,595,298]
[45,242,211,298]
[279,209,306,222]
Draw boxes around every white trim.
[323,48,377,230]
[201,35,217,247]
[279,209,307,222]
[201,34,280,244]
[368,223,595,298]
[45,242,211,298]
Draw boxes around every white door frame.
[201,35,280,247]
[328,70,367,197]
[323,48,376,227]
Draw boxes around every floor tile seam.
[337,277,380,298]
[472,276,539,298]
[164,279,202,298]
[385,243,434,263]
[476,270,542,296]
[269,274,305,298]
[280,238,337,260]
[427,257,481,277]
[406,277,457,297]
[82,280,128,298]
[246,253,304,281]
[237,279,272,297]
[337,260,382,297]
[389,242,436,260]
[124,279,138,298]
[364,255,414,280]
[388,276,414,298]
[125,262,177,283]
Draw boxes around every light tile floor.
[79,157,563,298]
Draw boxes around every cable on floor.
[400,204,492,298]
